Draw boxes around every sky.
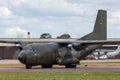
[0,0,120,38]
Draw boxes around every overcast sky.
[0,0,120,38]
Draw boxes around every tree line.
[40,33,71,39]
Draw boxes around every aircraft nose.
[18,52,26,64]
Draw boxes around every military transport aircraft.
[0,10,120,69]
[95,45,120,59]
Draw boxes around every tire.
[41,65,52,68]
[65,64,76,68]
[26,64,32,69]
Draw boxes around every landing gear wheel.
[26,64,32,69]
[41,65,52,68]
[65,64,76,68]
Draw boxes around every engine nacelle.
[71,42,86,51]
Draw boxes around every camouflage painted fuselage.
[18,42,101,66]
[19,43,60,65]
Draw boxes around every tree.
[56,34,71,39]
[40,33,52,39]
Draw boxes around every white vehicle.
[96,45,120,59]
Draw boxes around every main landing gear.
[41,65,53,68]
[25,64,53,69]
[25,64,76,69]
[65,64,76,68]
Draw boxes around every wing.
[75,40,120,45]
[0,39,120,46]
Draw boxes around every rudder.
[80,10,107,40]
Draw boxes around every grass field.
[0,72,120,80]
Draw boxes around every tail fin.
[80,10,107,40]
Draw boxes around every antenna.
[27,32,30,38]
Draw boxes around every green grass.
[0,72,119,80]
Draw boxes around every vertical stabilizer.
[80,10,107,40]
[115,45,120,52]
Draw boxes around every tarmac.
[0,59,120,72]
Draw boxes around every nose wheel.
[26,64,32,69]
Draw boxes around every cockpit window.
[29,45,36,53]
[23,44,36,53]
[30,47,36,52]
